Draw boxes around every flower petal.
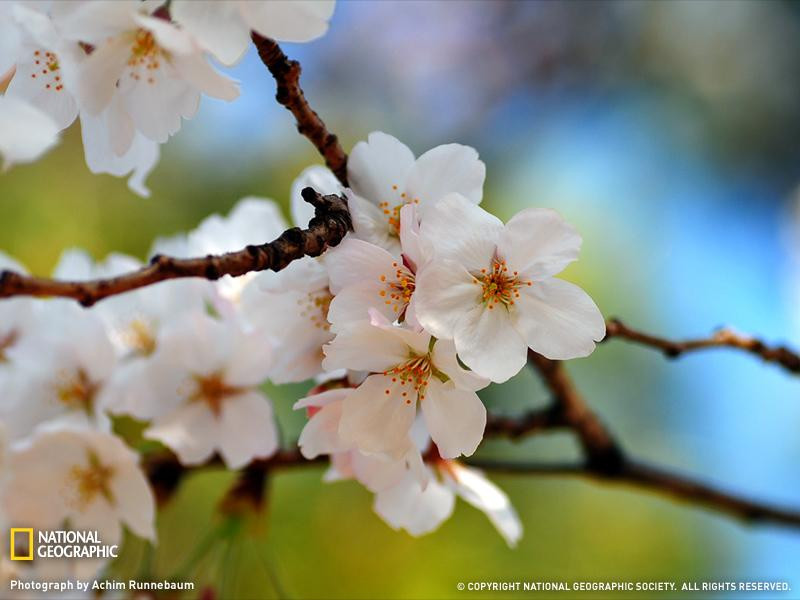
[217,391,279,468]
[240,0,335,43]
[347,131,415,205]
[414,259,481,340]
[498,208,581,280]
[405,143,485,208]
[418,193,501,271]
[322,322,413,373]
[170,0,250,66]
[0,96,59,169]
[454,302,528,383]
[338,374,417,459]
[298,401,349,459]
[144,402,219,466]
[325,237,395,294]
[445,463,522,548]
[373,468,455,536]
[431,338,489,392]
[512,277,605,360]
[422,378,486,458]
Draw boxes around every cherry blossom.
[59,0,240,144]
[114,313,279,469]
[172,0,336,66]
[375,460,522,546]
[346,131,486,255]
[414,193,606,383]
[2,425,155,578]
[0,301,115,442]
[322,311,489,459]
[325,204,424,331]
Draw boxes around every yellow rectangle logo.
[10,528,33,561]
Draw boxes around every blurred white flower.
[374,460,522,546]
[0,301,115,442]
[415,194,605,382]
[58,0,239,144]
[241,168,342,383]
[2,426,155,578]
[0,253,34,367]
[0,95,59,170]
[4,3,160,196]
[171,0,336,66]
[346,132,485,255]
[322,311,489,459]
[115,313,278,469]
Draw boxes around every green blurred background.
[3,1,800,598]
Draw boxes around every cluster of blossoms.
[0,0,606,586]
[0,0,334,194]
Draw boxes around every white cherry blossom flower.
[171,0,336,66]
[0,301,115,441]
[0,253,34,367]
[2,426,155,578]
[0,95,59,170]
[346,131,485,255]
[374,459,522,546]
[415,193,606,383]
[59,0,239,144]
[294,386,428,492]
[116,313,278,469]
[322,311,489,459]
[325,204,424,331]
[4,3,160,195]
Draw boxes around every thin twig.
[0,189,351,306]
[466,459,800,528]
[605,318,800,374]
[252,34,349,187]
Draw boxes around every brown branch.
[605,318,800,374]
[0,189,351,306]
[252,34,349,187]
[466,459,800,528]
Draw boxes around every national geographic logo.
[9,529,118,560]
[9,528,33,561]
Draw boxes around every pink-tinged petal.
[170,0,250,66]
[498,208,582,280]
[298,401,349,459]
[406,143,485,208]
[347,191,400,255]
[373,468,455,536]
[512,278,605,360]
[338,374,417,459]
[322,322,412,373]
[325,237,395,294]
[224,329,272,387]
[172,52,240,102]
[444,463,522,548]
[291,165,342,227]
[418,193,501,271]
[109,461,156,541]
[144,402,219,466]
[294,388,350,410]
[347,132,415,205]
[56,0,138,42]
[414,259,481,340]
[240,0,334,43]
[217,392,279,468]
[431,339,489,392]
[454,302,528,383]
[422,379,486,458]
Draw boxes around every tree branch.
[252,34,349,187]
[0,189,351,306]
[605,318,800,374]
[466,459,800,528]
